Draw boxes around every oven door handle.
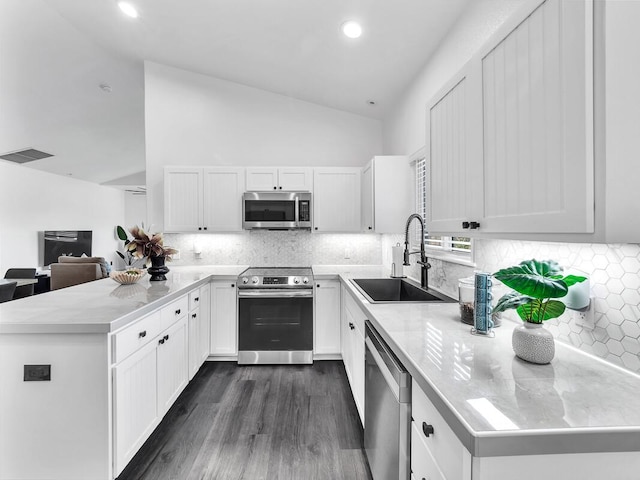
[238,289,313,298]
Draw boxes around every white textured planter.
[512,322,555,364]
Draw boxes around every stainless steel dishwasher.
[364,320,411,480]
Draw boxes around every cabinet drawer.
[344,289,366,333]
[412,379,468,480]
[113,311,162,364]
[161,295,189,331]
[411,421,446,480]
[189,288,201,311]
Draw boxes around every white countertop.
[0,265,248,334]
[337,272,640,457]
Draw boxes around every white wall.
[0,162,125,274]
[144,61,383,228]
[382,0,527,154]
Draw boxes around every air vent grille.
[0,148,53,164]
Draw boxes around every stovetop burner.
[238,267,313,288]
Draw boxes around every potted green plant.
[493,259,587,364]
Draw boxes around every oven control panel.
[263,276,288,285]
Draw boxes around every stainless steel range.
[237,267,314,365]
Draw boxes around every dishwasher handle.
[365,321,411,403]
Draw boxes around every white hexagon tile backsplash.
[425,239,640,373]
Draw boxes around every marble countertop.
[0,265,248,334]
[338,273,640,457]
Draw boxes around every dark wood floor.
[117,361,372,480]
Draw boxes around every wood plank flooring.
[117,361,373,480]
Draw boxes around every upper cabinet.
[246,167,313,192]
[428,0,595,238]
[313,168,361,232]
[164,167,244,232]
[361,156,413,233]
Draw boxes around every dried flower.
[118,225,177,267]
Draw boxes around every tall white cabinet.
[313,168,361,232]
[427,0,594,237]
[164,167,244,232]
[361,156,413,233]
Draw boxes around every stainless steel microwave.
[242,192,312,230]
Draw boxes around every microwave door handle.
[295,197,300,227]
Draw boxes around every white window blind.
[414,157,472,258]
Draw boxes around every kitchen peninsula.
[2,266,640,480]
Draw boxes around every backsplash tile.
[410,238,640,374]
[165,231,382,267]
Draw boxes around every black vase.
[148,255,169,281]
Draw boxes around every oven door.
[238,289,313,364]
[243,192,299,229]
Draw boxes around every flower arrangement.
[116,225,177,267]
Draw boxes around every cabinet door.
[427,64,483,234]
[478,0,594,233]
[210,280,238,356]
[340,286,354,383]
[157,318,188,415]
[113,340,158,476]
[198,283,211,364]
[188,307,201,380]
[313,168,361,232]
[278,167,313,191]
[351,322,365,426]
[246,168,278,191]
[372,156,413,233]
[314,279,341,355]
[164,167,203,232]
[361,161,374,232]
[203,167,244,232]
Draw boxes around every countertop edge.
[337,274,640,458]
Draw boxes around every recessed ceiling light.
[342,21,362,39]
[118,2,139,19]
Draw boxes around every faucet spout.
[403,213,431,289]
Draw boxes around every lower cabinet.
[411,379,471,480]
[113,315,188,476]
[314,279,341,356]
[341,285,366,425]
[188,285,211,379]
[210,280,238,356]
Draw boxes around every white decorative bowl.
[110,269,146,285]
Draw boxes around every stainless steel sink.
[350,278,455,303]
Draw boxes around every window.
[414,156,473,263]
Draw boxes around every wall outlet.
[570,296,595,330]
[344,248,351,259]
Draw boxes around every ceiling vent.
[0,148,53,164]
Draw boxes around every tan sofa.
[50,256,109,290]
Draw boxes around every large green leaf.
[493,259,568,299]
[492,291,533,314]
[517,299,566,323]
[563,275,587,287]
[116,225,128,241]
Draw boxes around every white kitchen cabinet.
[341,285,366,425]
[164,167,203,232]
[361,155,413,233]
[314,279,341,357]
[157,317,188,415]
[246,167,312,191]
[113,339,158,475]
[188,285,210,380]
[164,167,244,232]
[427,0,594,238]
[210,280,238,357]
[113,313,188,476]
[313,167,361,232]
[203,167,244,232]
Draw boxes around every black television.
[43,231,93,266]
